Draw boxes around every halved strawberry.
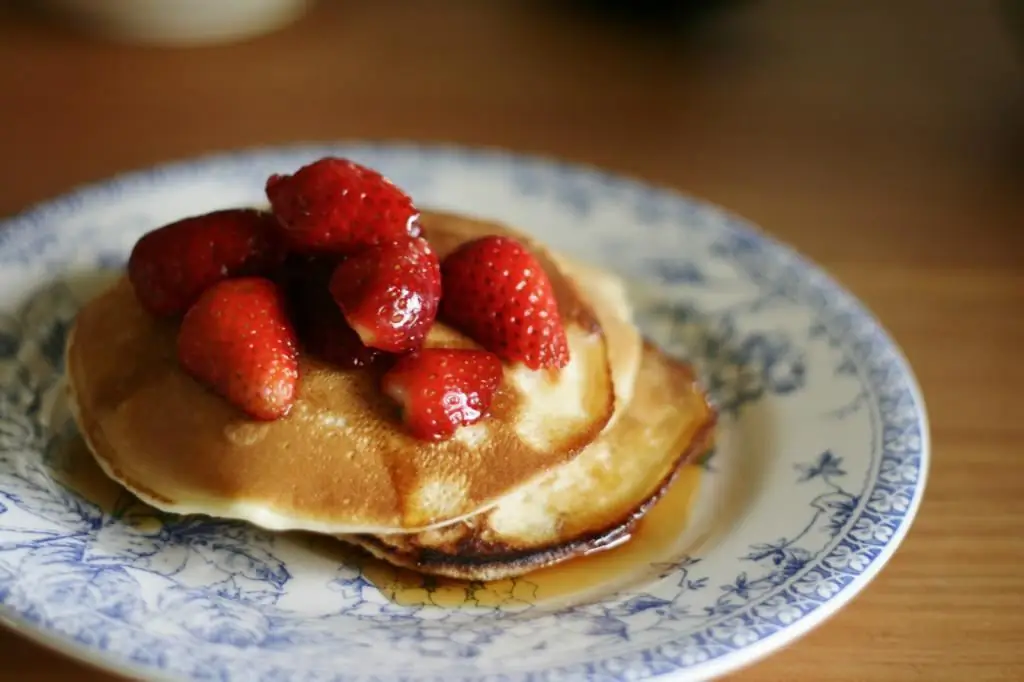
[304,311,385,370]
[439,236,570,370]
[328,237,441,353]
[177,277,299,420]
[381,348,503,441]
[265,157,420,255]
[127,208,284,317]
[281,255,385,370]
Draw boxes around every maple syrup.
[303,464,705,610]
[58,434,704,610]
[53,435,127,515]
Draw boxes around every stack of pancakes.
[65,211,716,580]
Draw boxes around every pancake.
[65,211,618,534]
[551,253,641,431]
[344,342,716,581]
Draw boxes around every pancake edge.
[340,371,717,581]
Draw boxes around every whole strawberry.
[265,157,420,255]
[439,236,570,370]
[128,208,284,317]
[328,237,441,353]
[382,348,503,441]
[280,254,384,369]
[177,277,299,421]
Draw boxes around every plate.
[0,144,929,681]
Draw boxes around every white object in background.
[36,0,314,47]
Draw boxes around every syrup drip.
[54,436,126,515]
[350,465,701,608]
[58,435,703,609]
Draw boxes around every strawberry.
[439,236,570,370]
[265,157,421,255]
[381,348,503,441]
[279,254,385,369]
[328,237,441,353]
[128,208,284,317]
[177,277,299,421]
[304,310,385,370]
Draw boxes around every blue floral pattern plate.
[0,144,929,681]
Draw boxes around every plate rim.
[0,141,931,682]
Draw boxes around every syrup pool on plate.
[338,464,704,609]
[56,435,704,610]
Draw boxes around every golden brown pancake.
[551,253,642,431]
[65,212,617,534]
[344,343,716,581]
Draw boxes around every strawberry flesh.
[304,312,386,370]
[328,237,441,354]
[381,348,503,441]
[266,157,421,256]
[279,254,385,369]
[439,236,570,370]
[177,277,299,420]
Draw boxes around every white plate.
[0,144,929,681]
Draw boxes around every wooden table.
[1,1,1022,679]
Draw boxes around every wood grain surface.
[1,1,1022,680]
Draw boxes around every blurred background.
[2,0,1023,267]
[1,1,1023,680]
